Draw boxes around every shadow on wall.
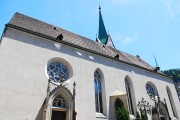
[35,99,45,120]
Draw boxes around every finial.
[73,82,76,87]
[99,5,101,10]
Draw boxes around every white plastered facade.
[0,28,180,120]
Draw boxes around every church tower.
[97,5,115,48]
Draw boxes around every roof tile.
[8,12,154,71]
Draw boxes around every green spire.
[98,5,108,44]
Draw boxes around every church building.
[0,7,180,120]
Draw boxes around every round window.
[47,62,68,83]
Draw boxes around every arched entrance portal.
[115,98,124,111]
[159,102,170,120]
[152,102,170,120]
[114,98,124,120]
[51,95,67,120]
[45,86,74,120]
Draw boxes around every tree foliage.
[163,68,180,83]
[116,107,130,120]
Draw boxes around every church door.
[160,117,165,120]
[114,98,124,120]
[115,98,124,111]
[51,111,66,120]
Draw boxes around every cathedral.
[0,7,180,120]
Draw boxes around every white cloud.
[122,33,139,45]
[113,34,123,41]
[161,0,180,25]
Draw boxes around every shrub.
[116,107,130,120]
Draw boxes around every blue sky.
[0,0,180,70]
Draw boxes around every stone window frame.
[46,57,73,85]
[145,82,158,100]
[45,86,74,120]
[125,76,136,115]
[94,68,107,118]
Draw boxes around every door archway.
[159,102,170,120]
[114,98,124,120]
[45,86,74,120]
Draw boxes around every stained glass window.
[146,84,156,99]
[47,62,68,83]
[53,95,66,108]
[94,71,103,113]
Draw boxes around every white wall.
[0,28,179,120]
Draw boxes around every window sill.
[172,117,179,120]
[96,113,107,119]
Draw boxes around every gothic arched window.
[146,83,156,100]
[125,79,134,115]
[94,71,103,113]
[166,87,178,118]
[47,62,68,82]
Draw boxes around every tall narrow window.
[125,79,134,115]
[94,71,103,113]
[146,83,157,100]
[166,87,178,118]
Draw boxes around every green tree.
[163,68,180,83]
[116,107,130,120]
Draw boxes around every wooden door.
[51,111,66,120]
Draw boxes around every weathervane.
[153,54,160,71]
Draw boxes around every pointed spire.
[98,5,108,45]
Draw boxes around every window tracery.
[94,71,103,113]
[146,84,156,100]
[47,62,68,82]
[53,95,66,108]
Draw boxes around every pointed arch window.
[94,71,103,113]
[146,83,157,100]
[166,87,178,118]
[125,80,134,115]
